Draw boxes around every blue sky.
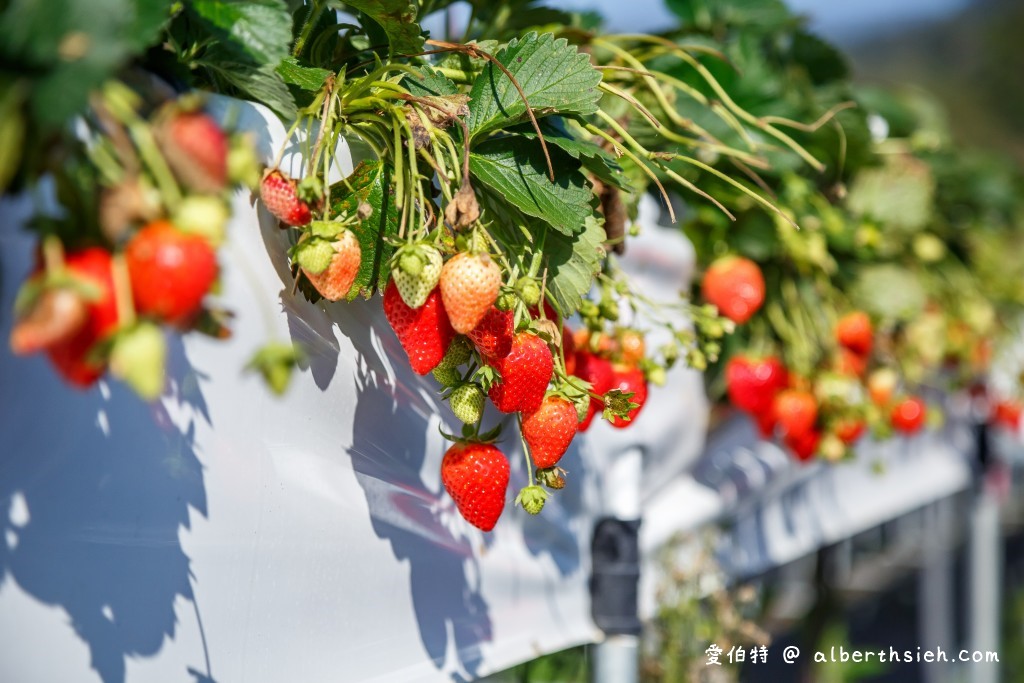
[548,0,974,42]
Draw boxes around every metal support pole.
[919,499,955,683]
[968,482,1001,683]
[592,447,642,683]
[968,419,1001,683]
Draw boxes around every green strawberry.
[109,322,167,400]
[432,364,461,387]
[438,336,473,369]
[514,485,548,515]
[391,243,442,309]
[449,382,485,424]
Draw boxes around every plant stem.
[292,0,327,58]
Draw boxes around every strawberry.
[449,383,485,424]
[772,389,818,439]
[383,280,454,375]
[439,251,502,334]
[836,348,868,377]
[468,306,514,359]
[701,256,765,324]
[157,110,228,193]
[867,368,898,406]
[391,243,443,309]
[441,441,510,532]
[993,400,1023,431]
[725,355,788,415]
[432,364,461,387]
[608,366,648,429]
[618,329,645,366]
[754,411,778,438]
[10,287,88,356]
[891,396,926,434]
[819,433,847,462]
[298,230,362,301]
[126,220,218,325]
[575,351,615,431]
[174,196,230,247]
[836,311,873,357]
[522,395,578,468]
[834,418,866,445]
[785,429,821,462]
[437,336,472,370]
[487,332,553,414]
[260,169,314,227]
[43,248,121,387]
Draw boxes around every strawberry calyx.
[602,388,640,422]
[536,466,567,489]
[439,422,502,446]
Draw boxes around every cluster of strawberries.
[696,253,942,461]
[724,311,933,462]
[10,90,256,399]
[259,167,367,302]
[380,248,652,531]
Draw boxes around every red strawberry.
[383,281,454,375]
[157,110,228,193]
[301,231,362,301]
[440,252,502,334]
[608,366,648,429]
[754,411,777,438]
[467,306,513,359]
[44,248,121,387]
[836,311,873,357]
[522,395,578,468]
[725,355,788,414]
[487,332,553,414]
[993,400,1023,431]
[126,220,218,325]
[441,441,510,532]
[260,169,313,226]
[786,429,821,462]
[835,418,866,445]
[701,256,765,324]
[836,348,868,377]
[772,389,818,439]
[575,351,614,431]
[891,396,926,434]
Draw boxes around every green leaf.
[847,156,934,232]
[508,118,630,190]
[276,56,332,91]
[540,214,606,316]
[328,160,400,300]
[469,136,593,236]
[467,32,602,139]
[850,264,926,321]
[402,66,459,98]
[201,58,297,119]
[0,0,174,127]
[189,0,292,65]
[335,0,424,56]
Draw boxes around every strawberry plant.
[3,0,1024,529]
